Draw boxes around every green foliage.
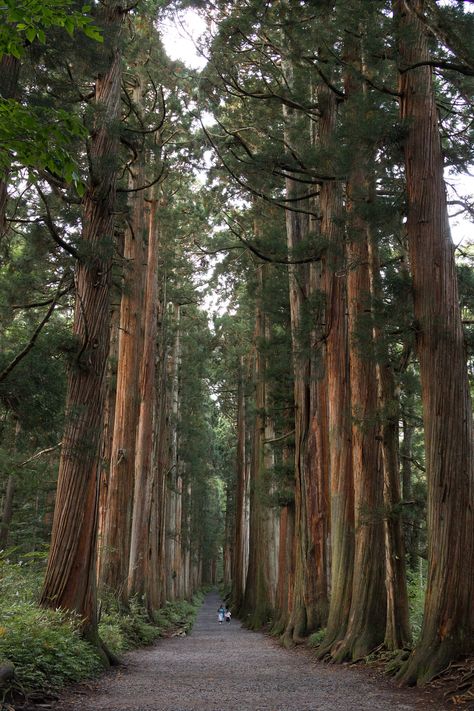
[0,556,203,698]
[0,1,102,59]
[308,628,326,648]
[98,593,203,656]
[0,100,87,189]
[99,599,158,654]
[407,566,427,643]
[0,556,102,695]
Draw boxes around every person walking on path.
[217,603,225,624]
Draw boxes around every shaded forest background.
[0,0,473,703]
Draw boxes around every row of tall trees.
[0,0,222,658]
[0,0,473,694]
[200,0,474,686]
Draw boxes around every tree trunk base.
[0,662,15,687]
[397,638,469,686]
[330,631,383,664]
[314,631,346,661]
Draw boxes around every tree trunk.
[394,0,474,683]
[165,303,181,601]
[401,417,418,571]
[242,264,272,628]
[231,356,247,613]
[0,54,20,241]
[263,311,280,611]
[332,32,386,661]
[128,189,160,602]
[154,278,170,608]
[99,73,147,605]
[272,443,295,637]
[316,79,355,658]
[0,474,15,548]
[97,281,121,579]
[281,67,315,642]
[368,227,411,651]
[40,2,123,644]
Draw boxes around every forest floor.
[49,591,451,711]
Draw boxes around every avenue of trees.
[0,0,473,698]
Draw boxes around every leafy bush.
[0,555,203,700]
[0,555,102,695]
[308,628,326,648]
[98,591,203,656]
[0,602,102,692]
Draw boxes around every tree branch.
[0,282,64,383]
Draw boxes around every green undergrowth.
[0,552,203,703]
[99,590,203,656]
[308,628,326,648]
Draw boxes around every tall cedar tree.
[394,0,474,683]
[40,1,125,646]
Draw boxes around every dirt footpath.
[54,591,448,711]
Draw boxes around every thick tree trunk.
[128,191,160,601]
[99,73,147,604]
[223,483,233,591]
[306,259,330,631]
[0,54,20,241]
[368,230,411,651]
[401,417,419,571]
[165,304,181,601]
[333,34,386,661]
[263,312,280,611]
[0,474,15,548]
[40,3,123,643]
[242,265,272,628]
[394,0,474,683]
[272,448,295,636]
[97,285,121,578]
[316,80,354,658]
[281,76,316,642]
[231,357,247,613]
[152,276,169,608]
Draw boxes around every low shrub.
[98,591,203,656]
[0,554,204,701]
[99,603,157,655]
[0,602,102,693]
[308,628,326,648]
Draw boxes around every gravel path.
[54,591,448,711]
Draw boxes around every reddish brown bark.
[316,80,355,658]
[281,75,319,641]
[128,192,160,601]
[99,75,147,603]
[164,303,181,601]
[40,3,123,642]
[97,288,120,578]
[394,0,474,683]
[242,264,272,628]
[272,455,295,637]
[368,232,411,651]
[333,34,386,661]
[231,356,247,613]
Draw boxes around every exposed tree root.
[430,656,474,707]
